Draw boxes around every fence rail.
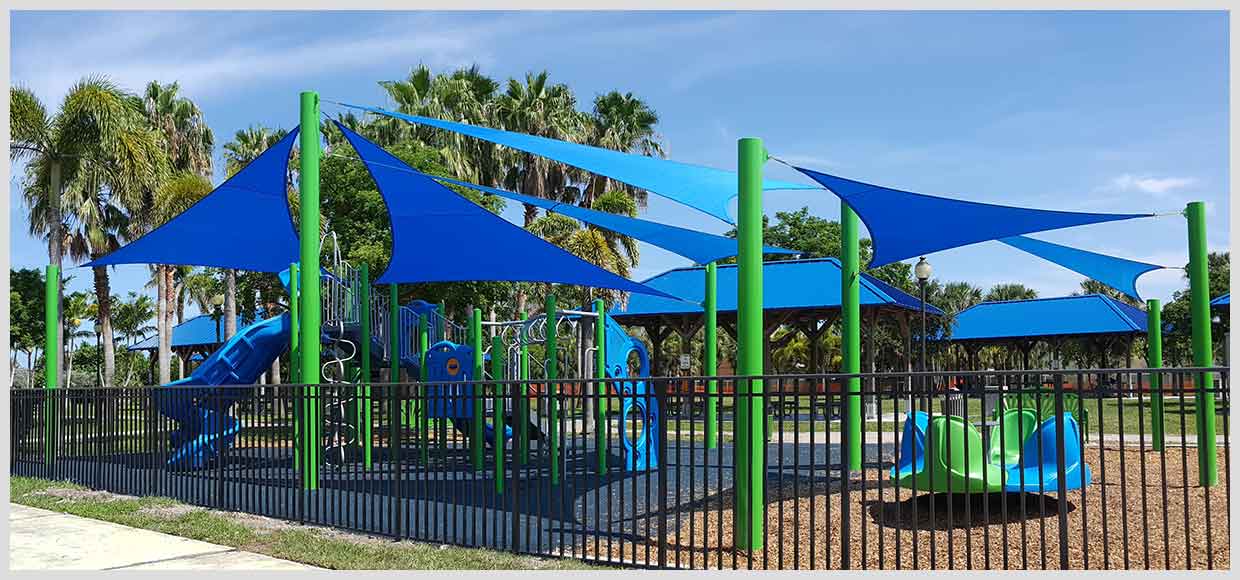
[10,367,1231,570]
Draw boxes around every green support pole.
[546,294,560,485]
[471,309,485,471]
[518,312,530,465]
[492,334,505,493]
[289,262,300,466]
[705,261,719,450]
[1147,299,1165,452]
[418,315,429,465]
[358,264,373,469]
[1186,201,1217,486]
[734,137,765,550]
[298,91,322,490]
[594,298,607,474]
[437,301,446,341]
[841,202,862,473]
[44,264,59,465]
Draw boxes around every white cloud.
[1110,173,1198,196]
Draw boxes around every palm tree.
[113,292,156,386]
[11,77,166,386]
[223,126,289,178]
[1076,279,1143,308]
[142,81,213,177]
[585,91,664,208]
[131,172,210,384]
[984,283,1039,302]
[62,291,94,389]
[527,190,641,304]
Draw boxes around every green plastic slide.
[893,415,1005,493]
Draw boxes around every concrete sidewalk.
[8,504,315,570]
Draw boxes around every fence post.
[656,377,669,568]
[1053,372,1070,568]
[1185,201,1217,486]
[215,391,225,509]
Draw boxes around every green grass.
[11,476,604,570]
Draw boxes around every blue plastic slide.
[602,313,660,471]
[160,313,291,469]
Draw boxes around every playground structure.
[18,89,1229,570]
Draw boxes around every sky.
[9,10,1230,325]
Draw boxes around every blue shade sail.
[998,235,1162,302]
[610,258,943,320]
[948,294,1147,342]
[1212,294,1229,307]
[334,122,680,300]
[794,166,1154,268]
[434,176,798,265]
[87,129,300,272]
[340,103,820,224]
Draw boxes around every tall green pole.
[594,298,607,474]
[471,308,485,471]
[705,261,719,450]
[1186,201,1217,486]
[358,264,373,469]
[418,314,429,464]
[1147,299,1165,451]
[518,311,530,465]
[44,264,59,465]
[492,334,505,493]
[735,137,765,550]
[298,91,322,490]
[841,203,862,473]
[289,262,301,466]
[546,293,560,485]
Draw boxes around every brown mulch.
[584,446,1231,570]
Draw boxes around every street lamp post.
[212,294,225,345]
[915,257,932,412]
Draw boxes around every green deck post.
[492,334,506,493]
[735,137,765,550]
[546,293,560,485]
[705,261,719,449]
[418,314,429,464]
[1147,299,1165,451]
[841,202,862,473]
[44,264,59,465]
[358,264,373,468]
[298,91,322,490]
[1186,201,1217,486]
[471,308,485,470]
[289,262,300,465]
[518,311,530,465]
[594,298,607,474]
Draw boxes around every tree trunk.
[225,269,238,339]
[64,335,74,389]
[91,264,116,388]
[49,159,65,389]
[270,359,281,385]
[157,266,171,384]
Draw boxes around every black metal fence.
[9,367,1231,569]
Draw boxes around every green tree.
[61,291,95,389]
[984,283,1039,302]
[583,91,664,208]
[1075,279,1143,308]
[9,268,45,387]
[11,77,168,387]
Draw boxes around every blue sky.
[9,10,1230,322]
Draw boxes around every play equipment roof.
[337,122,678,299]
[1212,293,1230,307]
[129,313,254,352]
[609,257,943,327]
[947,294,1148,343]
[88,130,301,272]
[341,102,820,224]
[793,166,1154,268]
[998,235,1162,302]
[434,176,797,265]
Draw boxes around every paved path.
[8,504,314,570]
